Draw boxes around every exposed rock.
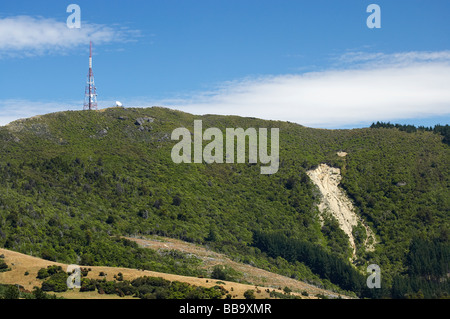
[307,164,376,259]
[157,133,170,142]
[135,117,155,126]
[89,128,108,139]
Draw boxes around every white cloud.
[1,51,449,128]
[168,51,450,128]
[0,16,139,58]
[0,99,131,126]
[0,100,79,126]
[336,50,450,68]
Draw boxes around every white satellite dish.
[115,101,123,107]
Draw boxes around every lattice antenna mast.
[84,41,98,110]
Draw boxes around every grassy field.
[0,244,342,299]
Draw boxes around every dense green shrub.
[253,231,366,295]
[80,278,96,292]
[2,285,20,299]
[37,265,63,279]
[371,122,450,145]
[0,108,448,298]
[32,287,60,299]
[243,289,255,299]
[269,289,302,299]
[211,265,242,282]
[0,284,60,299]
[79,275,226,299]
[41,272,69,292]
[390,237,450,299]
[0,261,9,272]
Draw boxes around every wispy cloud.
[1,51,449,128]
[0,99,131,126]
[0,16,140,58]
[0,100,80,126]
[335,50,450,68]
[166,51,450,128]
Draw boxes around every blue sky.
[0,0,449,128]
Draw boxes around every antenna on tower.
[84,41,98,110]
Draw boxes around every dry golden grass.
[0,247,319,299]
[127,236,346,298]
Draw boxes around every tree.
[206,228,218,242]
[106,216,115,224]
[37,268,49,279]
[32,287,50,299]
[172,195,182,206]
[285,176,296,190]
[283,286,292,294]
[41,272,69,292]
[0,261,9,272]
[4,285,20,299]
[211,266,227,280]
[244,289,256,299]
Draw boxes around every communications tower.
[84,41,98,110]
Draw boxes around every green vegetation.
[0,260,10,272]
[79,276,226,299]
[0,107,448,298]
[0,285,20,299]
[370,122,450,145]
[37,265,68,292]
[34,266,226,299]
[0,284,60,299]
[391,238,450,299]
[37,265,64,279]
[253,230,367,295]
[41,271,69,293]
[243,289,256,299]
[211,265,242,282]
[269,289,302,299]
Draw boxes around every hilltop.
[0,107,448,298]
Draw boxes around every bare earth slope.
[307,162,376,258]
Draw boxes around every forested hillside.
[0,107,448,298]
